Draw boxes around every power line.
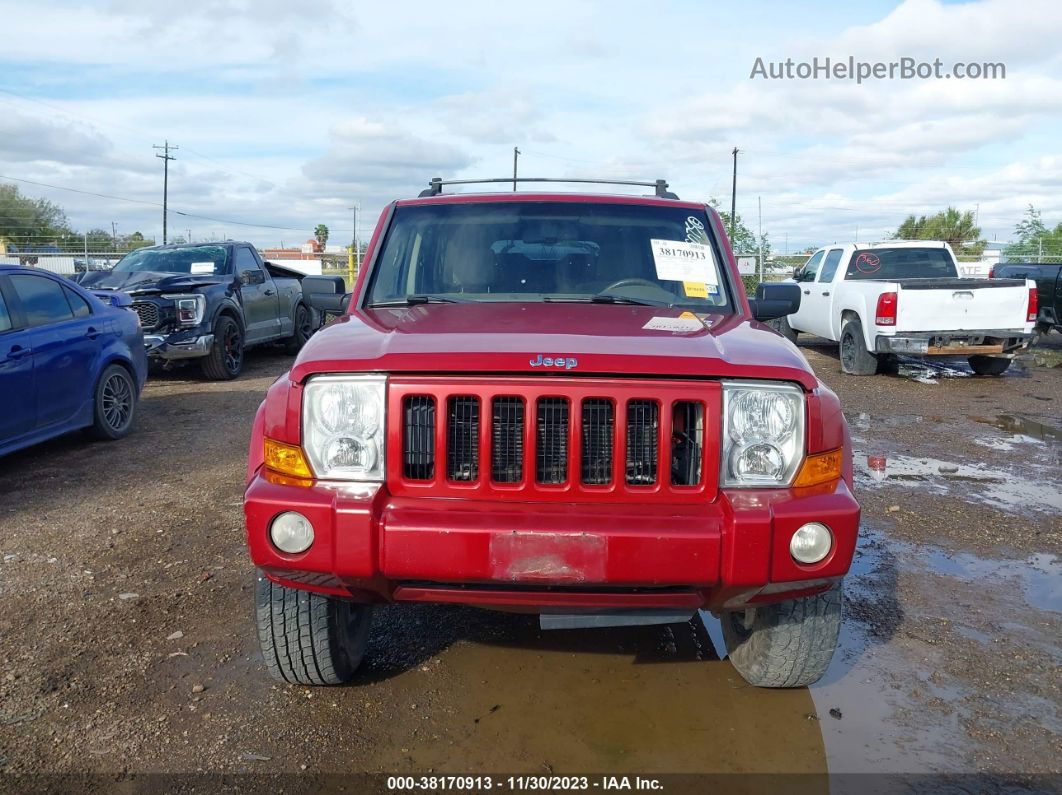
[0,87,279,189]
[0,174,352,234]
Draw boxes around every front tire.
[839,318,879,375]
[255,572,372,685]
[200,315,244,380]
[86,364,137,440]
[968,355,1011,376]
[722,583,842,688]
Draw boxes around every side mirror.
[240,269,265,285]
[302,275,350,314]
[749,282,801,322]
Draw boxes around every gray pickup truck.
[77,241,332,379]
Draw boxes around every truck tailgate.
[895,279,1029,331]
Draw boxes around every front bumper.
[144,333,214,361]
[244,472,860,612]
[875,330,1032,356]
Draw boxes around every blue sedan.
[0,265,148,457]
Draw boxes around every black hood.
[78,270,229,293]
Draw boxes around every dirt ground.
[0,335,1059,791]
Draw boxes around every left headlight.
[162,293,206,326]
[302,375,386,481]
[721,381,805,487]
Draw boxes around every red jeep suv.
[244,178,859,688]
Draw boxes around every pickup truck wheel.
[283,303,312,354]
[721,582,842,688]
[968,355,1011,376]
[85,364,137,440]
[200,315,244,380]
[839,319,879,376]
[770,316,798,343]
[255,572,371,686]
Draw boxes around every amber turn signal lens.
[264,438,314,479]
[792,448,842,488]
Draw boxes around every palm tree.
[314,224,329,248]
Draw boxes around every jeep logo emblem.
[530,354,578,370]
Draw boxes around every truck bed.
[859,277,1026,290]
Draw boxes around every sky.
[0,0,1060,253]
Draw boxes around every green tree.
[1005,205,1062,262]
[314,223,329,248]
[0,184,70,249]
[84,228,114,250]
[890,207,984,255]
[708,198,771,257]
[121,231,154,251]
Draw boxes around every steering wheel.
[599,277,665,293]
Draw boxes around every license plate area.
[490,531,607,584]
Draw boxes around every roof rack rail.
[418,177,679,199]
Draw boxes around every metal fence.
[0,252,124,276]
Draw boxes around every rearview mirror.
[302,275,350,314]
[749,282,801,322]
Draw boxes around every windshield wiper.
[589,292,672,307]
[370,294,469,307]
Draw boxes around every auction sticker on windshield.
[190,262,215,274]
[650,239,720,292]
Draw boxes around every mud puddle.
[797,526,1058,779]
[969,413,1062,445]
[853,451,1062,514]
[893,359,974,384]
[355,606,828,776]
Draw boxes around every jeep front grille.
[491,397,524,483]
[131,301,160,329]
[446,396,479,481]
[580,399,614,485]
[402,396,435,480]
[389,377,718,503]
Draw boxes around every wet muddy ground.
[0,335,1059,790]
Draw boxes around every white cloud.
[0,0,1059,251]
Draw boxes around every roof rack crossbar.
[419,177,679,199]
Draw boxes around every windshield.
[366,202,732,311]
[113,245,231,275]
[846,247,958,280]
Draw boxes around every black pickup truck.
[992,262,1062,337]
[76,241,327,379]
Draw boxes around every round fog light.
[269,511,314,554]
[790,522,833,564]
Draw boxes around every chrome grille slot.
[625,400,659,485]
[580,398,614,485]
[446,396,480,481]
[535,398,570,484]
[670,401,703,486]
[491,397,524,483]
[402,395,435,480]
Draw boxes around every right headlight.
[302,375,386,481]
[720,381,805,487]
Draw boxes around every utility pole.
[757,195,763,280]
[513,147,520,191]
[730,147,739,240]
[186,228,192,243]
[348,203,361,284]
[111,221,117,249]
[153,140,178,244]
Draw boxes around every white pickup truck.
[775,241,1037,376]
